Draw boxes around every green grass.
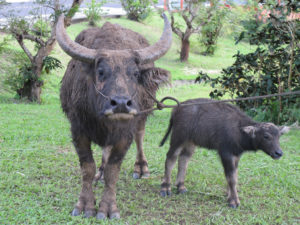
[0,14,299,224]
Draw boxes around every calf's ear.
[279,126,290,135]
[242,126,258,138]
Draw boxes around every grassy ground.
[0,14,299,224]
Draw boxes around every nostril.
[275,151,283,156]
[110,99,117,106]
[127,100,132,107]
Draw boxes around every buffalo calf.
[160,98,289,208]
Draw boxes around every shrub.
[198,3,229,55]
[196,1,300,124]
[121,0,156,21]
[83,0,107,26]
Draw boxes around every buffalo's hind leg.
[94,146,112,184]
[219,151,240,208]
[72,134,96,218]
[175,143,195,194]
[133,119,150,179]
[161,142,184,197]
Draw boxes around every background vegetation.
[0,10,299,225]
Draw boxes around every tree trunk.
[17,79,43,103]
[180,38,190,62]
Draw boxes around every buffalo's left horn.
[56,15,97,63]
[134,13,172,64]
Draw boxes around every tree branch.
[170,12,184,39]
[23,34,46,46]
[14,34,34,62]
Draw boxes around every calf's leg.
[161,144,183,197]
[133,120,150,179]
[219,152,240,208]
[97,140,129,220]
[72,135,96,218]
[175,144,195,194]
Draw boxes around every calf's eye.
[264,134,270,140]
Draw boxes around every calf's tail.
[159,118,173,147]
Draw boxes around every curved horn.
[56,15,97,63]
[135,13,172,64]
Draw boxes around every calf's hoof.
[177,188,188,194]
[71,208,82,216]
[160,190,172,197]
[228,203,239,208]
[110,212,120,219]
[141,172,150,179]
[132,172,141,179]
[228,199,240,208]
[96,212,107,220]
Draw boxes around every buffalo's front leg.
[97,141,129,220]
[133,120,150,179]
[72,135,96,218]
[220,152,240,208]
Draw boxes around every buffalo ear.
[242,126,258,138]
[279,126,290,135]
[140,67,170,89]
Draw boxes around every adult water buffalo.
[56,14,172,219]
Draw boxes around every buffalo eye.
[98,67,104,79]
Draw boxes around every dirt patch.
[183,67,221,76]
[171,79,196,87]
[57,146,72,154]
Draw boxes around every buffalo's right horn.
[56,15,97,63]
[134,13,172,64]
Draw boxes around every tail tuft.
[159,118,173,147]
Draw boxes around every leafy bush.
[84,0,107,26]
[32,18,51,37]
[196,1,300,124]
[121,0,156,21]
[1,49,62,94]
[43,56,63,74]
[198,3,229,55]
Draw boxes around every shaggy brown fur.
[60,21,170,219]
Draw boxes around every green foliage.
[0,37,9,54]
[198,2,229,55]
[32,18,51,38]
[42,56,63,74]
[196,1,300,124]
[4,63,37,93]
[1,50,61,92]
[121,0,156,21]
[83,0,107,26]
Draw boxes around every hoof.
[132,172,141,179]
[110,212,120,219]
[228,203,239,208]
[160,190,171,197]
[178,188,188,194]
[96,212,107,220]
[84,209,96,218]
[71,208,81,216]
[141,172,150,179]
